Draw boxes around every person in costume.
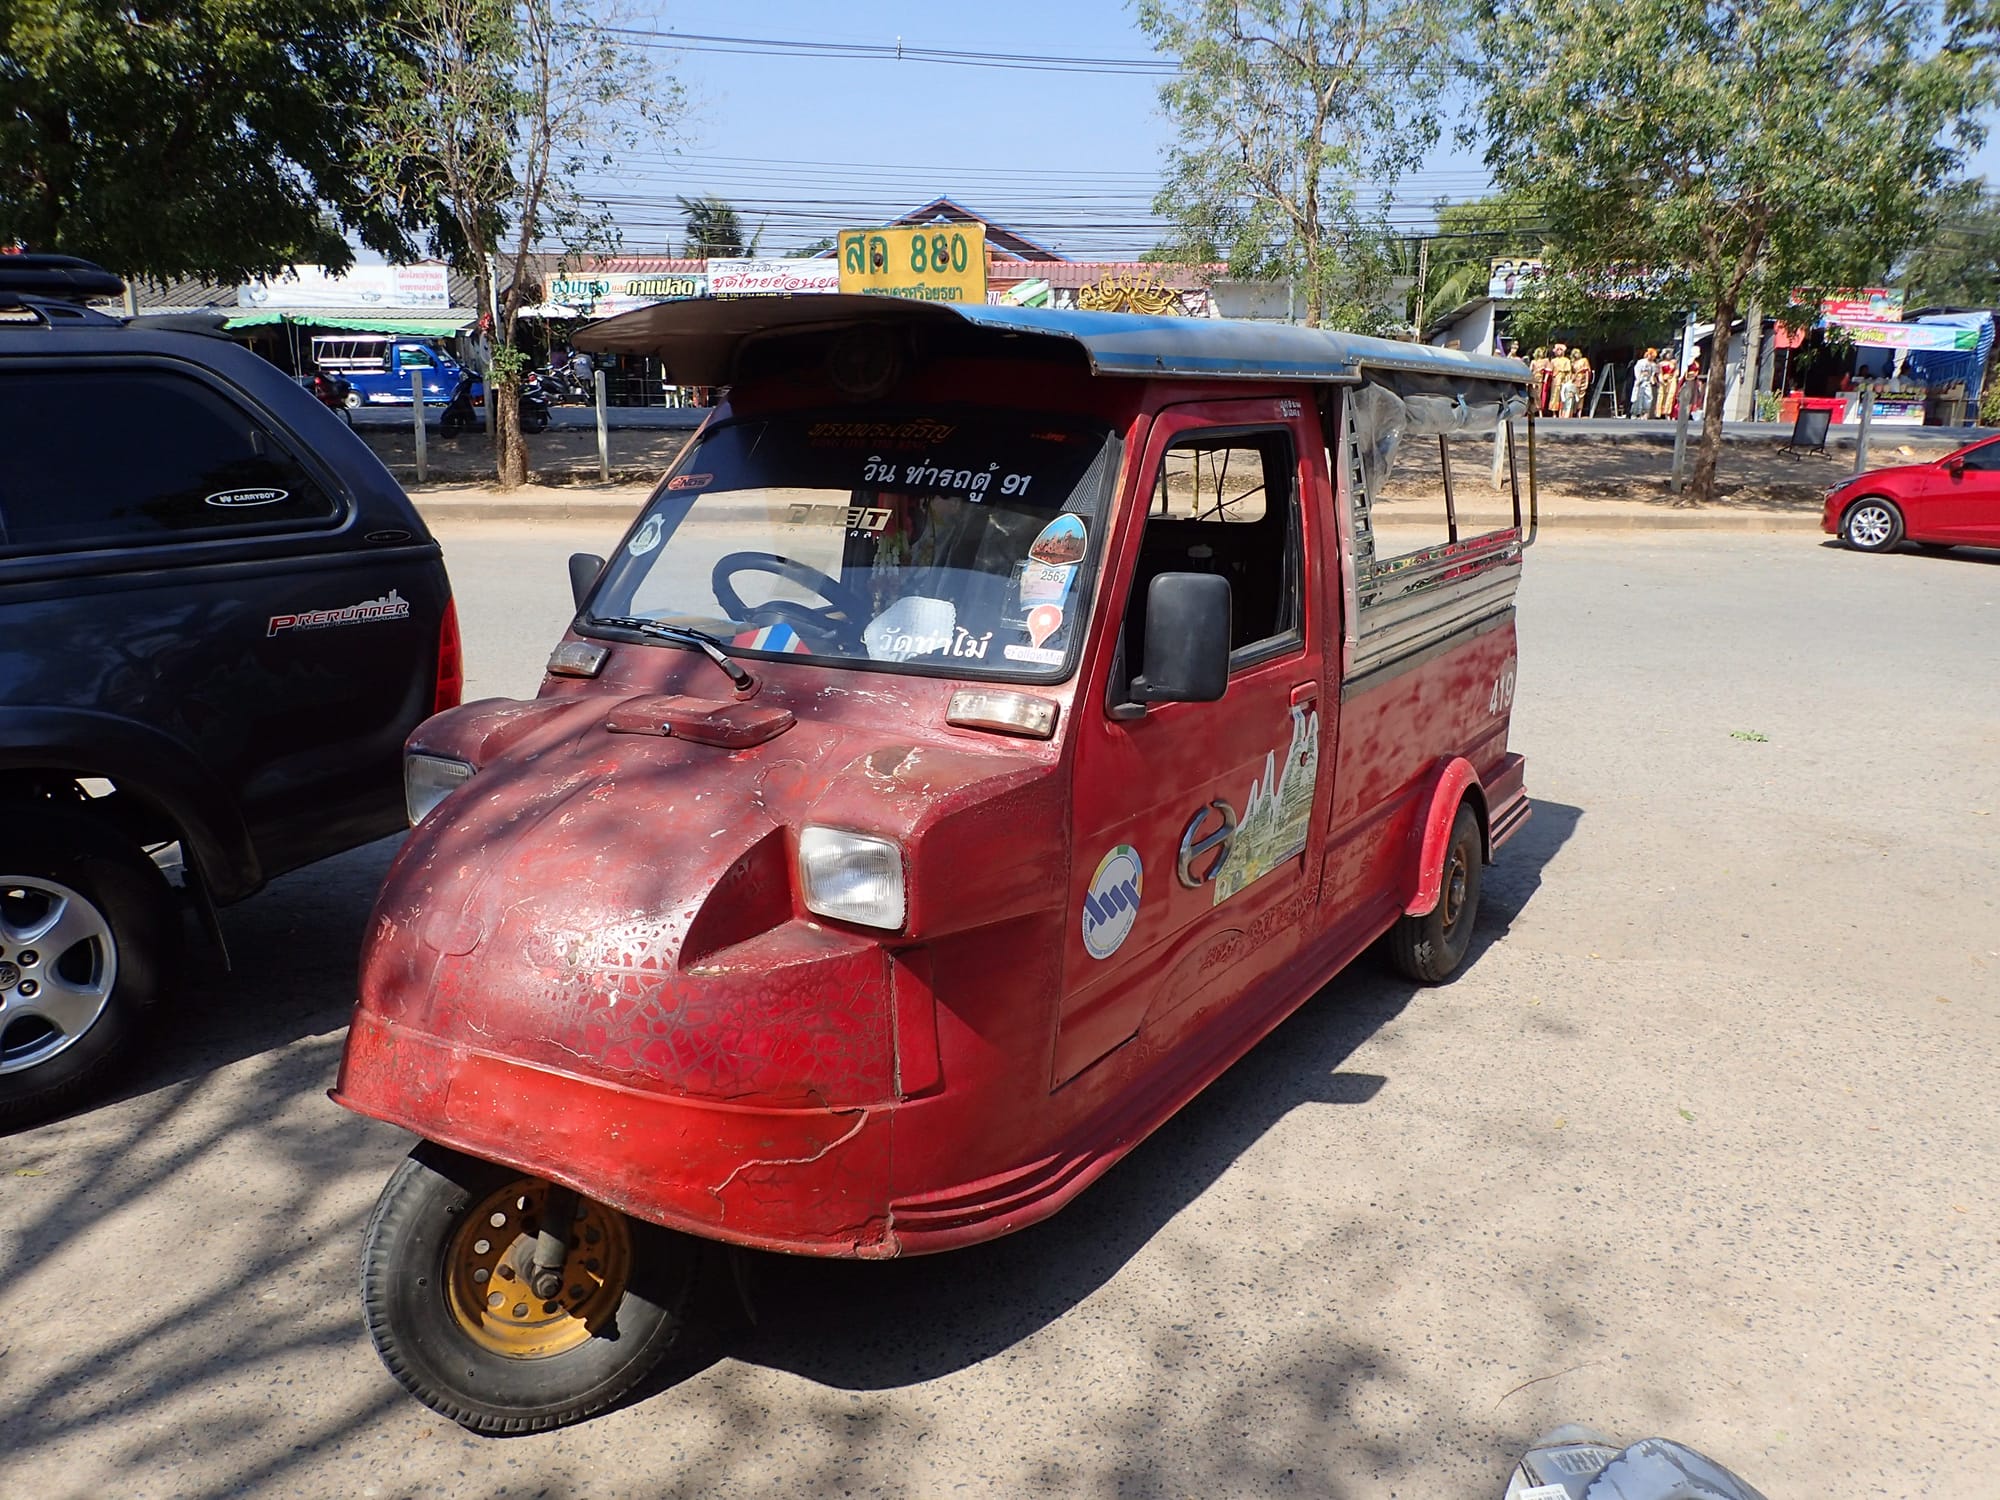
[1631,348,1660,419]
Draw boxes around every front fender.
[0,706,259,900]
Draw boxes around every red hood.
[350,688,1064,1108]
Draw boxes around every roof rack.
[0,254,127,303]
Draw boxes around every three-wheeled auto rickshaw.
[335,297,1537,1432]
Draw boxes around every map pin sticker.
[1026,604,1063,646]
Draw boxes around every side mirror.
[568,552,605,611]
[1948,459,1966,477]
[1130,573,1231,706]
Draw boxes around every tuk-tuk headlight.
[798,826,905,930]
[405,753,475,826]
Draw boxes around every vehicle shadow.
[707,799,1584,1399]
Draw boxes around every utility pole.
[1413,237,1430,336]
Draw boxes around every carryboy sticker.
[205,487,290,508]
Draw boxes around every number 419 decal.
[1488,659,1517,714]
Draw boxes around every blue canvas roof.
[577,293,1530,388]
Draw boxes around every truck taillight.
[434,598,464,713]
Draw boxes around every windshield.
[587,407,1116,680]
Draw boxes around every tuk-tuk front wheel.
[361,1143,700,1434]
[1385,802,1483,983]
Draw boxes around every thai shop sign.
[707,258,840,297]
[1845,319,1980,351]
[839,225,988,303]
[1797,287,1904,324]
[547,272,707,316]
[238,263,450,310]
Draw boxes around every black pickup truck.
[0,255,459,1126]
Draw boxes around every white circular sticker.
[1081,844,1143,960]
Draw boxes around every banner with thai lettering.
[1797,287,1904,324]
[707,258,840,297]
[1844,319,1979,351]
[839,225,988,303]
[547,272,707,316]
[238,263,451,310]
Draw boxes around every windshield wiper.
[586,615,757,694]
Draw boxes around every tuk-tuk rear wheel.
[1384,802,1483,984]
[361,1142,701,1435]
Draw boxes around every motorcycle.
[302,369,353,421]
[539,362,598,405]
[438,368,550,438]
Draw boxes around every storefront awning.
[221,311,475,335]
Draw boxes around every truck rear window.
[0,368,339,553]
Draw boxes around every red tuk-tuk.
[335,297,1537,1432]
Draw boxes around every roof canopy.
[222,311,476,336]
[576,295,1530,387]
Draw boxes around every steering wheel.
[712,551,874,648]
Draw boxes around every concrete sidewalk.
[407,481,1831,532]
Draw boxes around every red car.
[1823,435,2000,552]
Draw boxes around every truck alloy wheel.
[361,1144,702,1434]
[0,809,175,1130]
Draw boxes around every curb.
[412,496,648,523]
[407,495,1825,532]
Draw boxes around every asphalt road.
[3,526,1995,1498]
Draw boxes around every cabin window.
[1122,427,1302,685]
[1332,372,1533,683]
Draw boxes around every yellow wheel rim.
[443,1179,632,1358]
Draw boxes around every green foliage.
[1901,182,2000,305]
[356,0,677,485]
[0,0,421,281]
[1979,377,2000,426]
[1477,0,2000,500]
[1138,0,1462,330]
[678,196,761,259]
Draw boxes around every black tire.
[1384,802,1483,983]
[361,1143,701,1434]
[0,807,177,1130]
[520,407,548,435]
[1841,496,1904,552]
[440,412,468,439]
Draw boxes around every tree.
[359,0,674,486]
[1137,0,1462,331]
[1901,182,2000,305]
[677,195,761,259]
[1476,0,2000,504]
[0,0,421,282]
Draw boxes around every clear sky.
[583,3,2000,263]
